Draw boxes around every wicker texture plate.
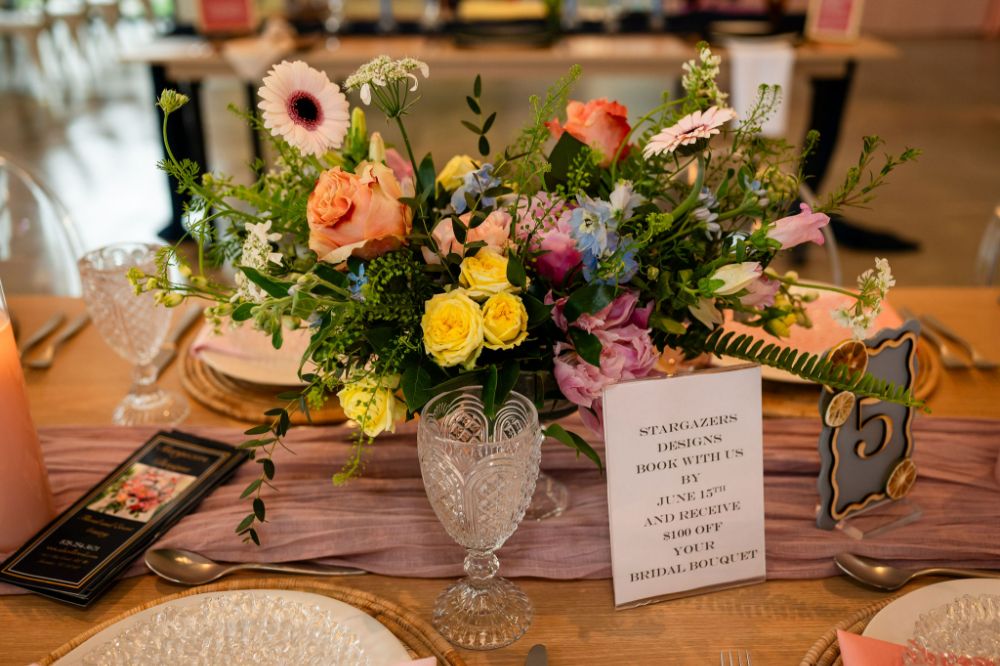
[181,349,346,424]
[799,595,901,666]
[42,577,465,665]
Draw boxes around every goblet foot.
[432,576,533,650]
[113,388,189,426]
[524,471,569,521]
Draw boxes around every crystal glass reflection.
[417,386,542,650]
[78,243,189,426]
[904,594,1000,664]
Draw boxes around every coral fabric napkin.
[837,630,905,666]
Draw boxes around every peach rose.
[547,98,631,167]
[307,161,413,264]
[422,209,511,264]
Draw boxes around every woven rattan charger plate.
[799,594,901,665]
[42,577,465,665]
[181,348,346,424]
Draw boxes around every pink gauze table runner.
[1,417,998,595]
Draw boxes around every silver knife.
[153,306,204,377]
[18,312,66,360]
[920,313,998,369]
[525,644,548,666]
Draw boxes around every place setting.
[1,3,999,663]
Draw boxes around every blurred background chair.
[0,5,52,99]
[0,152,85,295]
[975,204,1000,286]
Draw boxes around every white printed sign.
[603,364,766,608]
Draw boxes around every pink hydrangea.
[767,203,830,248]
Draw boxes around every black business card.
[0,430,246,606]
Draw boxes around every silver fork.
[899,308,971,370]
[25,314,89,370]
[721,649,752,666]
[920,314,998,370]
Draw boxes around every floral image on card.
[87,463,196,523]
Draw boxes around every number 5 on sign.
[816,320,920,533]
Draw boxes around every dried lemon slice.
[886,458,917,499]
[824,340,869,393]
[824,391,856,427]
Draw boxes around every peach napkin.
[838,629,906,666]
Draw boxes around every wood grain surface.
[1,287,997,665]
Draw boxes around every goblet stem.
[130,361,158,396]
[464,550,500,587]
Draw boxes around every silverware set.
[720,649,752,665]
[900,308,998,370]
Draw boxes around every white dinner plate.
[193,322,313,387]
[863,579,1000,644]
[57,589,412,665]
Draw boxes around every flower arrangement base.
[432,557,533,651]
[524,472,569,521]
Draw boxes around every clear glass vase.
[417,386,542,650]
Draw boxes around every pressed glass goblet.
[78,243,189,426]
[417,386,542,650]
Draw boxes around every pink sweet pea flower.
[740,275,779,308]
[767,203,830,248]
[385,148,414,185]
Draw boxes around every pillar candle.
[0,310,54,552]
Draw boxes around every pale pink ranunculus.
[385,148,414,185]
[767,203,830,248]
[549,290,652,333]
[547,98,631,168]
[422,209,512,264]
[740,275,779,308]
[307,162,412,265]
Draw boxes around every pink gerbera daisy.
[258,60,350,157]
[643,106,737,158]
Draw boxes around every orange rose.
[307,161,413,264]
[547,98,631,167]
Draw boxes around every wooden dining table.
[1,286,998,665]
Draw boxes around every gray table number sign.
[816,320,921,537]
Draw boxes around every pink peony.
[547,98,631,167]
[740,275,779,308]
[767,203,830,248]
[422,209,511,264]
[549,290,652,333]
[552,325,659,408]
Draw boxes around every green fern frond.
[698,329,926,409]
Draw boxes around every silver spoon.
[145,548,366,586]
[835,552,1000,591]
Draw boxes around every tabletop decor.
[417,386,542,649]
[79,243,190,426]
[134,45,922,543]
[0,279,54,552]
[816,320,920,536]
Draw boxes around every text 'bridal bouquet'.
[136,46,921,543]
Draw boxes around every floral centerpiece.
[136,46,921,544]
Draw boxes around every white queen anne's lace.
[345,56,430,105]
[832,257,896,339]
[235,221,283,303]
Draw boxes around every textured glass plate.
[864,579,1000,644]
[907,593,1000,660]
[57,590,411,665]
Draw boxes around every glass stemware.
[417,386,542,650]
[78,243,189,426]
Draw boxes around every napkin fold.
[726,38,795,137]
[838,630,905,666]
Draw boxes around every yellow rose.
[436,155,477,191]
[482,292,529,350]
[422,290,485,369]
[337,375,408,438]
[459,248,516,300]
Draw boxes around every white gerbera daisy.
[258,60,350,157]
[643,106,737,159]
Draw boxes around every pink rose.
[767,203,830,248]
[546,98,631,167]
[307,162,413,265]
[385,148,414,185]
[549,290,652,332]
[422,209,512,264]
[740,275,779,308]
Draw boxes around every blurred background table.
[0,286,996,664]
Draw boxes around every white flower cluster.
[681,45,727,105]
[832,257,896,339]
[344,56,430,105]
[234,221,283,303]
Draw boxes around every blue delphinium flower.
[451,163,501,213]
[348,264,367,301]
[569,195,616,257]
